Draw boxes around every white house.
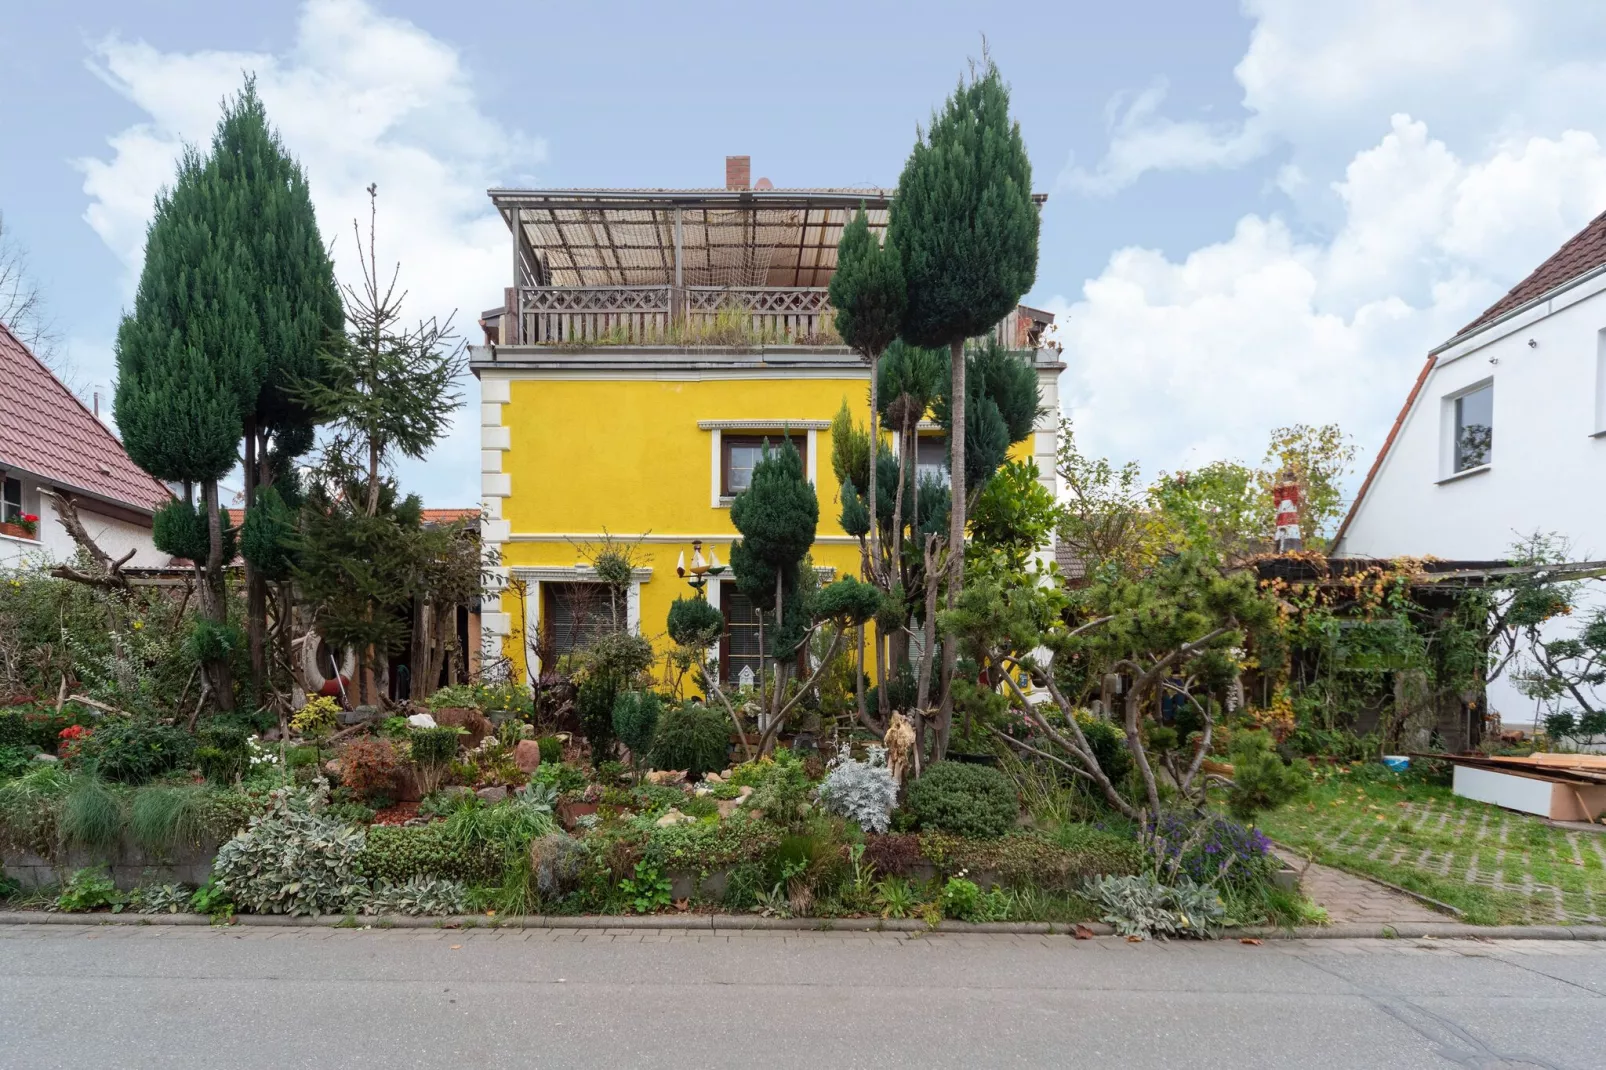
[0,321,172,571]
[1333,208,1606,728]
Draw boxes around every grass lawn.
[1257,768,1606,926]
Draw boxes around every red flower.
[21,514,38,524]
[58,725,91,742]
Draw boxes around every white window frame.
[1595,328,1606,436]
[1439,377,1494,482]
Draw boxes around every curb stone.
[2,911,1604,940]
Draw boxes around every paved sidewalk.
[1276,848,1448,925]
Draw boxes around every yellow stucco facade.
[475,357,886,685]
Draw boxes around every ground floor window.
[720,582,763,687]
[543,582,613,655]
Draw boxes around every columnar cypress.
[214,82,342,697]
[888,57,1038,756]
[116,143,256,709]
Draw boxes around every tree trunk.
[243,418,266,702]
[938,337,967,762]
[201,477,233,710]
[867,353,881,586]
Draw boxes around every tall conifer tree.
[888,56,1038,755]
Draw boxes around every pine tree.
[887,56,1038,757]
[728,438,818,728]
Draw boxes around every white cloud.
[1064,0,1606,196]
[1055,116,1606,482]
[75,0,539,506]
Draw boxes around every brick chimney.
[725,155,751,191]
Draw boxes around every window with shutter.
[720,582,764,686]
[543,582,612,654]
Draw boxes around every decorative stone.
[407,712,437,729]
[655,808,694,827]
[31,753,57,763]
[434,707,493,747]
[324,759,342,777]
[513,739,542,773]
[645,769,687,786]
[475,785,508,804]
[702,771,726,784]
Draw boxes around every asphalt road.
[1,924,1602,1069]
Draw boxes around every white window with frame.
[1,476,21,525]
[915,435,949,486]
[1443,380,1492,477]
[1596,328,1606,435]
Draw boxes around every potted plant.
[1,513,39,540]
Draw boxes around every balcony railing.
[514,285,837,346]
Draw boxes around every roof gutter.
[1431,260,1606,356]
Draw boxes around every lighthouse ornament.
[1273,468,1302,553]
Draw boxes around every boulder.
[407,712,437,729]
[513,739,542,773]
[434,707,493,747]
[475,785,508,804]
[644,769,687,786]
[655,808,694,827]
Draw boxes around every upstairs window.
[1453,383,1493,472]
[1,477,20,524]
[722,434,807,497]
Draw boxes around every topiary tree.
[889,56,1038,756]
[830,208,905,588]
[651,702,730,779]
[904,760,1018,839]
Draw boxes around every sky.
[3,0,1606,509]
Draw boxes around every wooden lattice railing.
[517,286,836,345]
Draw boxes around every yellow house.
[470,157,1062,688]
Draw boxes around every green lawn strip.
[1259,773,1606,927]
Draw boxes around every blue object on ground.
[1382,756,1410,772]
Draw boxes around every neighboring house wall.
[1337,276,1606,727]
[0,474,163,571]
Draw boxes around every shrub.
[650,702,729,779]
[640,812,781,872]
[619,861,672,913]
[55,866,124,913]
[1226,730,1309,823]
[212,786,370,916]
[745,759,812,826]
[905,762,1018,839]
[530,832,587,899]
[0,764,70,855]
[0,744,40,778]
[1086,872,1225,939]
[58,774,123,852]
[667,597,724,647]
[410,725,462,795]
[78,719,196,784]
[862,833,924,877]
[356,824,502,885]
[291,696,342,740]
[922,830,1141,889]
[360,876,470,916]
[339,738,403,804]
[537,736,563,765]
[196,721,250,785]
[611,691,662,771]
[818,744,898,833]
[939,874,1012,922]
[577,673,619,762]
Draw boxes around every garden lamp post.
[674,539,725,599]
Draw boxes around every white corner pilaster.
[479,373,514,667]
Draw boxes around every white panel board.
[1453,765,1554,817]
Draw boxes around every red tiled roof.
[1457,207,1606,337]
[422,508,478,524]
[0,322,171,514]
